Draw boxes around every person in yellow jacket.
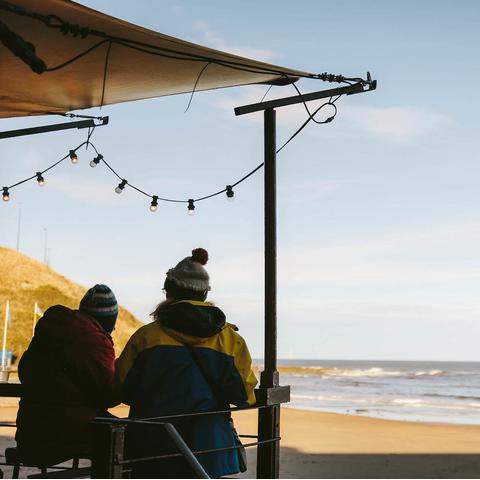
[116,248,257,478]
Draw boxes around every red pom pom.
[191,248,209,265]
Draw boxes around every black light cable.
[1,139,88,201]
[1,78,346,213]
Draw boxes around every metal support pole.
[91,422,125,479]
[257,108,280,479]
[163,423,209,479]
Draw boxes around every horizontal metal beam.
[235,81,376,116]
[0,116,109,139]
[0,382,22,397]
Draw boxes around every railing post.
[163,423,210,479]
[257,107,281,479]
[91,421,125,479]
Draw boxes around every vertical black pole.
[91,422,125,479]
[257,108,280,479]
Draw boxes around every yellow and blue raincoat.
[116,300,257,477]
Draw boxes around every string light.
[149,195,158,213]
[188,199,195,216]
[90,154,103,168]
[36,172,45,186]
[1,91,344,214]
[115,179,128,194]
[226,185,234,202]
[69,150,78,164]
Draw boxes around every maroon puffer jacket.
[15,305,116,465]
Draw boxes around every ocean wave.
[412,369,445,376]
[290,394,480,410]
[278,366,447,378]
[423,393,480,402]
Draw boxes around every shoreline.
[0,400,479,428]
[282,405,480,427]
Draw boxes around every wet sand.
[0,404,479,478]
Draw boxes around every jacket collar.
[157,300,226,343]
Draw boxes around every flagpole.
[2,301,9,370]
[33,302,37,337]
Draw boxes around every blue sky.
[1,0,480,360]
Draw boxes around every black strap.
[184,345,227,410]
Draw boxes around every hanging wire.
[100,41,113,108]
[45,39,110,72]
[1,91,342,205]
[260,84,273,103]
[5,140,88,189]
[184,62,211,113]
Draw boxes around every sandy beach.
[232,407,480,478]
[0,403,479,478]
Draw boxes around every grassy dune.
[0,246,142,359]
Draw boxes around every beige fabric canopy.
[0,0,314,118]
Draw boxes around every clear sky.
[1,0,480,361]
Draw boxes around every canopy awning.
[0,0,316,118]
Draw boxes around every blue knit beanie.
[79,284,118,333]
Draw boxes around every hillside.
[0,246,142,359]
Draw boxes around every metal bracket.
[255,385,290,406]
[0,116,109,139]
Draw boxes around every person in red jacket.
[15,284,119,466]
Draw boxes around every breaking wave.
[278,366,447,378]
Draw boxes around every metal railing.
[91,403,284,479]
[0,383,290,479]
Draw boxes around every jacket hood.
[157,300,226,345]
[33,305,112,349]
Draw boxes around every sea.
[255,359,480,425]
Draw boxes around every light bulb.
[69,150,78,164]
[188,199,195,216]
[2,187,10,202]
[115,179,127,194]
[90,154,103,168]
[226,185,234,202]
[36,172,45,186]
[150,196,158,212]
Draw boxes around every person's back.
[116,249,257,478]
[16,284,119,465]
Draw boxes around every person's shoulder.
[71,311,114,346]
[133,321,160,336]
[211,322,248,354]
[224,322,245,341]
[126,321,162,347]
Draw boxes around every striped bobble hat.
[79,284,118,333]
